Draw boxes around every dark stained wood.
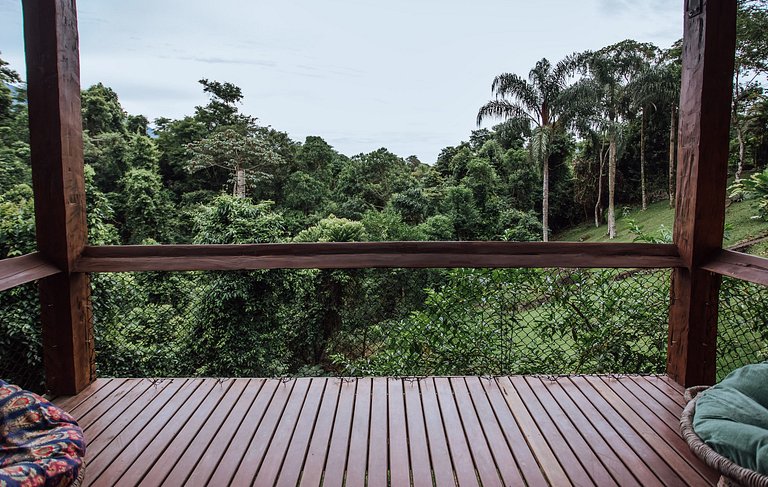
[494,377,570,486]
[628,375,683,417]
[701,249,768,286]
[140,378,241,485]
[557,378,663,487]
[55,378,119,414]
[419,378,458,487]
[345,378,372,487]
[509,376,594,486]
[366,378,390,487]
[460,378,524,486]
[298,379,341,487]
[22,0,93,396]
[241,378,312,485]
[527,377,632,486]
[403,379,433,487]
[115,379,217,485]
[0,253,60,291]
[479,378,549,486]
[207,379,287,485]
[585,376,716,485]
[668,0,737,387]
[434,377,480,487]
[75,242,682,272]
[273,378,327,487]
[53,376,716,486]
[322,378,357,487]
[387,379,411,487]
[164,379,259,486]
[450,378,503,486]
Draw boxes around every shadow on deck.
[54,375,716,486]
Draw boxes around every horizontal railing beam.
[75,242,683,272]
[0,252,61,291]
[701,249,768,287]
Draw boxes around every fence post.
[22,0,94,395]
[667,0,736,387]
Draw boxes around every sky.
[0,0,682,163]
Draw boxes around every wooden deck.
[54,375,717,486]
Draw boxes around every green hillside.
[555,198,768,256]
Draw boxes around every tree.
[81,83,126,135]
[186,128,285,198]
[733,0,768,180]
[477,57,578,241]
[576,40,658,238]
[118,169,176,244]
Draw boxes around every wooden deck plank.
[404,379,433,487]
[116,379,219,486]
[90,379,205,484]
[494,377,571,487]
[180,379,268,486]
[595,376,719,485]
[239,378,312,485]
[556,378,663,487]
[86,379,191,483]
[271,378,327,487]
[509,376,595,486]
[55,378,115,412]
[419,378,458,487]
[322,378,358,487]
[434,377,480,487]
[345,377,372,487]
[534,377,640,487]
[298,378,342,487]
[525,377,620,486]
[569,376,689,487]
[366,378,390,487]
[388,379,411,487]
[140,378,242,486]
[464,377,529,487]
[60,376,717,487]
[450,378,503,487]
[629,375,683,417]
[650,375,687,408]
[480,378,548,487]
[208,378,290,485]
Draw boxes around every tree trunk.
[595,142,606,228]
[735,121,745,181]
[235,167,246,198]
[641,108,647,211]
[669,107,677,206]
[608,133,617,239]
[542,155,549,242]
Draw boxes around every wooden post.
[22,0,94,395]
[667,0,736,387]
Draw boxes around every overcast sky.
[0,0,682,163]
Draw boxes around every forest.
[2,1,768,389]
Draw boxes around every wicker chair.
[681,386,768,487]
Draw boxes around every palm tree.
[576,40,657,238]
[477,57,577,241]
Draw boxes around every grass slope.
[555,198,768,256]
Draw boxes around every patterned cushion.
[0,380,85,487]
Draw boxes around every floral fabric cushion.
[0,380,85,487]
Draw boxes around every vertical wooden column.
[667,0,736,387]
[22,0,94,395]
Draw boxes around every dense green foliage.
[2,6,768,389]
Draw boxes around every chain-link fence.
[717,276,768,380]
[0,282,45,393]
[90,267,672,378]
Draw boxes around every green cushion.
[693,362,768,474]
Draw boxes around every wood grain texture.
[0,253,60,291]
[52,376,716,486]
[22,0,93,395]
[701,249,768,286]
[75,242,682,272]
[668,0,737,387]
